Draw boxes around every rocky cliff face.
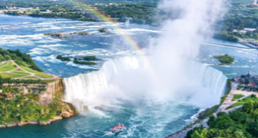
[2,79,64,105]
[0,78,78,127]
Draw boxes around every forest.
[186,99,258,138]
[0,48,42,71]
[217,0,258,41]
[0,0,157,25]
[2,0,258,36]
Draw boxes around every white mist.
[64,0,227,112]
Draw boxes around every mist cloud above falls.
[144,0,227,105]
[108,0,228,106]
[64,0,228,112]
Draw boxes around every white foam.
[32,55,63,64]
[126,28,160,33]
[29,47,51,56]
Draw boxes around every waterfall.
[64,56,227,113]
[125,17,132,27]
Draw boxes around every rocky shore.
[0,105,76,128]
[0,115,64,128]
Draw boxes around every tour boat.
[111,123,126,133]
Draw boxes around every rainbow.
[64,0,144,55]
[64,0,161,89]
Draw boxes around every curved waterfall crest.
[64,56,227,113]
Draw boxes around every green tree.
[4,55,11,61]
[0,54,4,62]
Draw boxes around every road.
[0,60,59,80]
[166,82,255,138]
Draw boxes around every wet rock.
[62,112,71,118]
[39,121,49,125]
[6,124,17,127]
[0,125,6,128]
[83,105,88,111]
[18,122,27,127]
[99,28,110,33]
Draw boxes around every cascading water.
[125,17,133,27]
[63,56,227,137]
[63,0,227,136]
[64,56,152,113]
[64,56,227,112]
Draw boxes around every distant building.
[41,10,52,14]
[108,3,118,6]
[244,28,256,32]
[236,28,257,34]
[239,30,247,34]
[233,71,258,87]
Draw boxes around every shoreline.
[0,111,76,129]
[166,80,232,138]
[166,80,258,138]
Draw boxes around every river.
[0,14,257,137]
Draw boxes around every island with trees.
[56,55,71,61]
[56,55,101,65]
[214,54,235,65]
[2,0,258,45]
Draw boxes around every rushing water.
[0,15,257,137]
[63,56,227,137]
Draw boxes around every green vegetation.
[0,0,157,25]
[215,0,258,41]
[197,80,232,120]
[231,95,258,108]
[35,73,53,78]
[237,85,244,90]
[20,66,40,73]
[0,78,57,84]
[186,99,258,138]
[232,94,244,101]
[0,61,53,79]
[0,72,75,125]
[213,33,239,42]
[1,72,30,79]
[56,55,100,65]
[214,54,235,65]
[0,48,42,72]
[82,56,100,61]
[184,80,232,132]
[220,79,232,104]
[56,55,71,61]
[198,105,219,120]
[2,0,258,43]
[0,92,75,124]
[73,59,96,65]
[0,61,16,72]
[0,62,8,68]
[0,48,54,80]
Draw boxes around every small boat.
[111,123,126,133]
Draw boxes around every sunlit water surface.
[0,15,257,137]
